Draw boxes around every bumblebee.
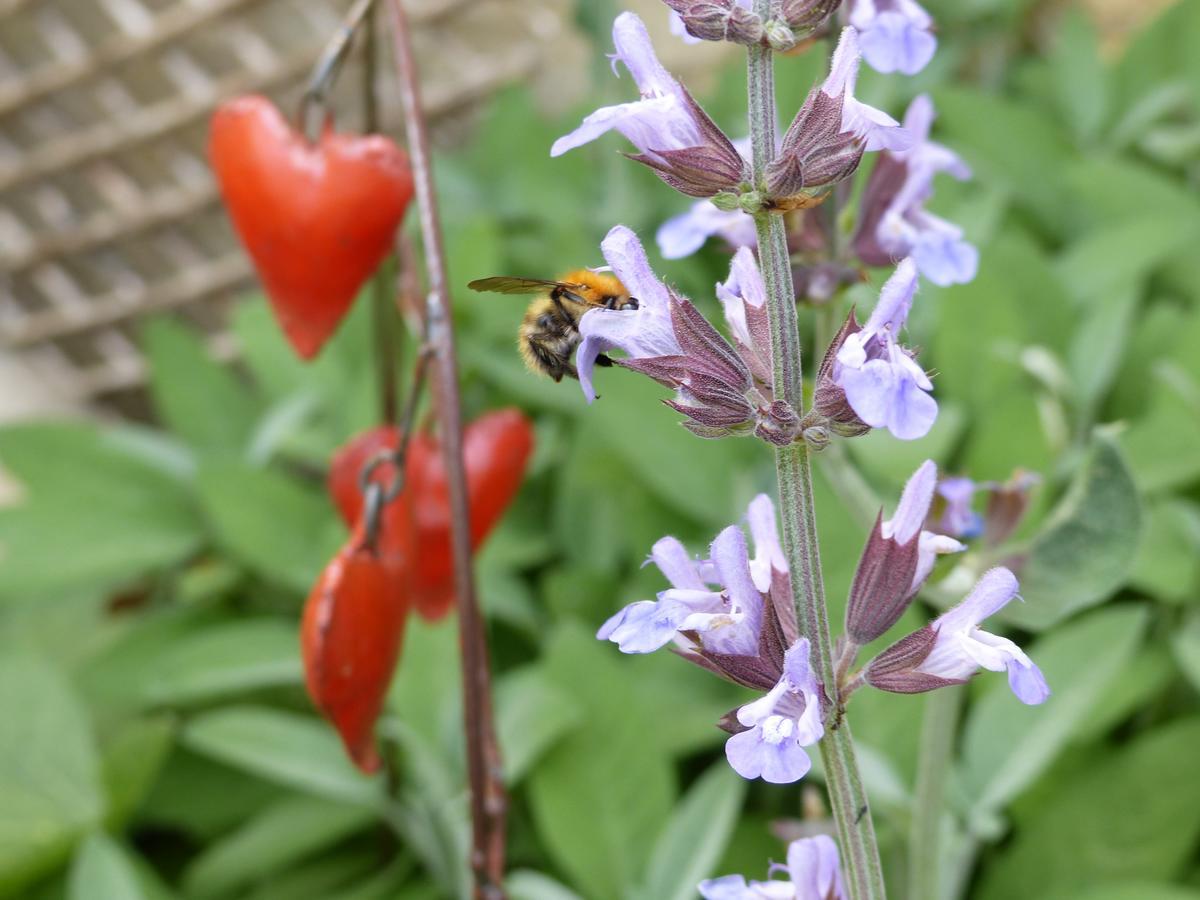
[467,269,639,381]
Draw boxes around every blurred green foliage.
[1,1,1199,898]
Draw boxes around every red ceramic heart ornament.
[210,95,413,359]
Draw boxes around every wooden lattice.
[0,0,574,413]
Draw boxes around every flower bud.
[755,400,801,446]
[780,0,840,34]
[764,19,798,52]
[664,1,765,45]
[711,191,742,212]
[844,512,920,644]
[801,424,831,451]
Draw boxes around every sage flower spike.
[552,12,747,198]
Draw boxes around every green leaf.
[137,750,287,842]
[1049,9,1107,143]
[960,605,1148,819]
[181,706,382,808]
[1120,370,1200,495]
[0,656,104,894]
[182,795,374,899]
[68,833,144,900]
[195,462,335,594]
[1067,284,1139,428]
[1130,500,1200,604]
[142,317,260,457]
[528,627,676,898]
[1001,434,1141,630]
[0,423,202,599]
[495,666,580,785]
[931,87,1074,236]
[637,762,745,900]
[507,871,584,900]
[587,372,758,527]
[1062,885,1200,900]
[977,718,1200,899]
[1057,217,1198,305]
[1173,612,1200,693]
[100,716,175,830]
[138,619,302,707]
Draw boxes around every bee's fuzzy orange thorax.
[559,269,627,301]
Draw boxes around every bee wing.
[467,276,586,296]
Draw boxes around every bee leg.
[595,354,614,368]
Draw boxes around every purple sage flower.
[699,835,847,900]
[854,95,978,286]
[766,28,913,210]
[552,12,747,198]
[828,258,937,440]
[725,638,824,784]
[866,567,1051,704]
[657,200,757,259]
[578,228,790,440]
[717,246,773,387]
[935,476,984,539]
[575,225,681,403]
[821,27,914,154]
[848,0,937,76]
[846,460,965,645]
[597,493,786,658]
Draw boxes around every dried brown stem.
[385,3,508,898]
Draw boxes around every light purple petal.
[858,12,937,76]
[706,526,763,656]
[697,875,753,900]
[667,10,704,45]
[657,202,752,259]
[912,531,966,592]
[1007,655,1051,705]
[746,493,787,592]
[884,459,937,543]
[602,225,672,312]
[650,535,706,590]
[935,567,1020,633]
[864,257,919,333]
[726,720,814,784]
[901,93,935,143]
[844,97,914,152]
[551,98,660,157]
[837,355,937,441]
[937,477,983,538]
[913,229,979,286]
[822,27,862,99]
[884,373,939,440]
[612,11,676,94]
[787,835,847,900]
[577,226,679,401]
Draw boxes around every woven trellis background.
[0,0,576,415]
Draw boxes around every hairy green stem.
[747,9,887,897]
[908,688,964,900]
